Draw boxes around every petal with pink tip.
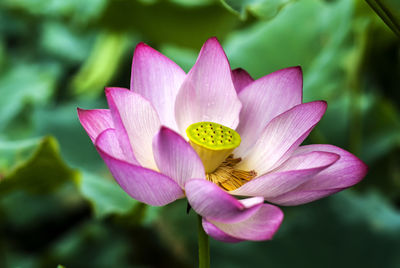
[207,203,284,241]
[238,101,327,175]
[96,143,184,206]
[95,128,138,164]
[175,37,242,136]
[289,144,368,190]
[77,108,113,143]
[106,87,160,169]
[152,127,205,188]
[231,68,254,94]
[202,219,243,243]
[185,179,264,223]
[235,67,303,158]
[267,188,342,206]
[131,43,186,131]
[230,151,339,198]
[105,88,136,162]
[268,144,367,206]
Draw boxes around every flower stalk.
[197,214,210,268]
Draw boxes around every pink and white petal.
[106,87,160,170]
[95,128,138,164]
[96,144,184,206]
[267,145,367,206]
[131,43,186,131]
[231,151,339,198]
[235,67,303,158]
[152,126,205,188]
[267,188,343,206]
[231,68,254,94]
[185,179,264,223]
[77,108,113,143]
[175,37,242,136]
[208,203,284,241]
[238,101,327,175]
[289,144,368,190]
[202,219,243,243]
[105,88,137,162]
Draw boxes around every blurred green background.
[0,0,399,267]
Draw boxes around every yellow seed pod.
[186,122,241,173]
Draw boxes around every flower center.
[186,122,257,191]
[186,122,241,173]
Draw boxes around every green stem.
[366,0,400,37]
[197,215,210,268]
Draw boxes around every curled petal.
[268,144,367,206]
[185,179,264,223]
[175,37,241,136]
[96,142,184,206]
[290,144,367,190]
[206,203,284,242]
[202,219,243,243]
[95,128,138,164]
[231,151,339,198]
[77,108,113,143]
[267,188,342,206]
[235,67,303,157]
[238,101,327,175]
[106,87,160,169]
[131,43,186,131]
[153,126,205,188]
[231,68,254,94]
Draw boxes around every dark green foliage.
[0,0,399,267]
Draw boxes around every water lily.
[77,37,367,243]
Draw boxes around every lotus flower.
[77,37,367,242]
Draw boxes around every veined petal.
[152,126,205,188]
[290,144,367,190]
[267,188,342,206]
[207,203,283,241]
[185,179,264,223]
[175,37,242,136]
[231,68,254,94]
[230,151,339,198]
[96,142,184,206]
[77,108,113,143]
[235,67,303,158]
[131,43,186,132]
[238,101,327,175]
[202,219,243,243]
[95,128,138,164]
[106,87,160,170]
[268,144,367,206]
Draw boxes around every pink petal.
[131,43,186,132]
[235,67,303,158]
[96,142,184,206]
[175,37,242,136]
[291,144,368,189]
[231,68,254,94]
[77,108,113,143]
[230,151,339,198]
[206,203,284,241]
[268,144,368,206]
[95,128,138,164]
[267,188,342,206]
[106,87,160,170]
[152,126,205,188]
[238,101,327,175]
[202,219,243,243]
[185,179,264,223]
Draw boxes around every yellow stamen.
[206,155,257,191]
[187,122,256,191]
